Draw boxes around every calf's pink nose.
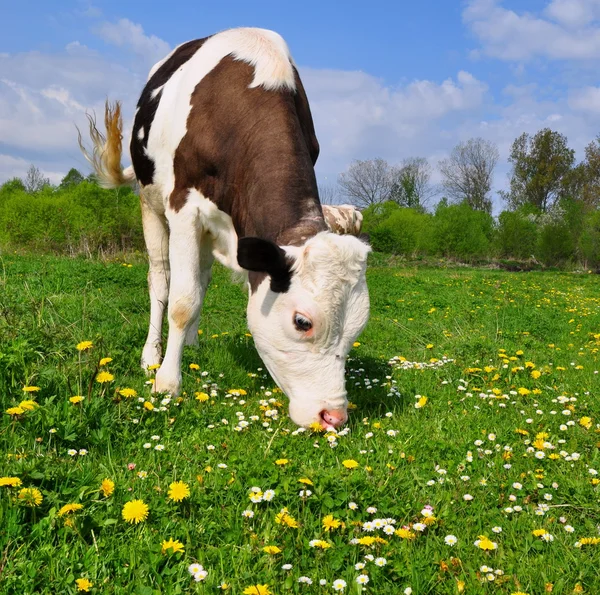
[321,409,348,428]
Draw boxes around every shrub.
[496,210,538,259]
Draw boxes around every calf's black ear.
[237,237,293,293]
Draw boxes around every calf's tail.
[78,100,136,188]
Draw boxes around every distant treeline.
[363,200,600,269]
[0,168,144,256]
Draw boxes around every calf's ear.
[237,237,293,293]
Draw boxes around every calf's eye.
[293,313,313,332]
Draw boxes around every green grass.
[1,253,600,595]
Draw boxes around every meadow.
[1,252,599,595]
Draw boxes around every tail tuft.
[77,100,136,188]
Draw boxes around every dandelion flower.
[6,407,25,416]
[99,357,112,366]
[18,487,43,506]
[118,388,137,398]
[309,539,332,549]
[144,401,155,411]
[474,535,497,550]
[275,508,299,528]
[243,585,271,595]
[0,477,22,487]
[19,400,38,410]
[168,481,190,502]
[76,578,93,592]
[262,545,281,554]
[70,396,84,404]
[122,499,149,524]
[298,478,313,485]
[76,341,93,351]
[415,396,428,408]
[22,386,41,393]
[322,514,342,531]
[100,478,115,497]
[161,538,185,554]
[342,459,359,469]
[275,459,289,466]
[96,371,114,383]
[58,503,83,516]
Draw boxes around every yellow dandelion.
[531,370,541,379]
[275,459,289,466]
[19,400,38,411]
[579,417,593,430]
[143,401,154,411]
[532,529,547,537]
[353,341,361,347]
[76,341,93,351]
[22,386,41,392]
[426,343,434,349]
[243,586,271,595]
[70,396,84,404]
[275,508,299,528]
[147,364,160,371]
[415,396,428,408]
[122,499,149,524]
[298,478,313,485]
[309,539,332,549]
[342,459,359,469]
[0,477,22,487]
[118,388,137,398]
[579,537,600,545]
[18,487,43,507]
[6,406,25,416]
[518,387,531,395]
[76,578,93,592]
[100,478,115,497]
[475,535,497,550]
[357,536,377,546]
[227,389,247,396]
[195,392,209,402]
[189,363,200,370]
[161,538,185,554]
[322,514,342,531]
[168,481,190,502]
[99,357,112,366]
[395,528,416,540]
[262,545,281,554]
[96,371,114,383]
[309,422,325,432]
[58,503,84,517]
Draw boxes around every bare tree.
[389,157,434,210]
[439,138,499,213]
[318,183,339,205]
[24,164,50,193]
[337,158,394,208]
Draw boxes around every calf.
[80,28,370,428]
[322,204,363,236]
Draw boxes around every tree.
[337,158,394,208]
[318,184,339,205]
[0,177,26,194]
[439,138,499,214]
[389,157,433,210]
[59,168,84,190]
[501,128,575,213]
[24,165,50,193]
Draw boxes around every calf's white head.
[238,231,370,428]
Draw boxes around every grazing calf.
[322,204,363,236]
[80,27,370,428]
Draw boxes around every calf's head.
[238,232,370,428]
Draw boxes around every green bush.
[578,210,600,269]
[367,207,432,256]
[496,210,538,259]
[536,219,574,266]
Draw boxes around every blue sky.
[2,0,600,211]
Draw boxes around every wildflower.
[76,578,93,592]
[76,341,93,351]
[96,371,114,383]
[579,416,593,429]
[348,502,358,510]
[298,577,313,584]
[356,575,369,585]
[342,459,359,469]
[332,579,347,591]
[263,545,281,554]
[275,508,299,528]
[322,515,342,531]
[19,400,38,411]
[263,489,275,501]
[578,537,600,546]
[374,557,387,567]
[415,396,428,408]
[70,396,84,404]
[119,388,137,398]
[445,535,458,546]
[58,503,83,516]
[396,528,416,540]
[492,526,502,533]
[99,357,112,366]
[22,386,41,393]
[161,538,185,554]
[195,391,209,402]
[100,478,115,497]
[68,449,78,456]
[242,510,254,518]
[0,477,22,487]
[356,536,376,546]
[143,401,154,411]
[309,539,332,549]
[275,459,289,465]
[18,487,43,506]
[474,535,497,550]
[243,585,271,595]
[168,481,190,502]
[298,478,313,485]
[282,563,293,570]
[6,407,25,416]
[122,499,149,524]
[189,363,200,370]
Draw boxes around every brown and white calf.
[322,204,363,236]
[80,27,370,428]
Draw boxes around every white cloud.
[464,0,600,61]
[0,154,63,185]
[95,18,171,68]
[569,85,600,112]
